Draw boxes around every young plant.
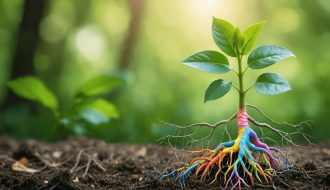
[7,75,123,135]
[161,17,306,188]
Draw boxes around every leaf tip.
[181,58,189,64]
[203,96,209,103]
[212,16,226,23]
[259,21,266,29]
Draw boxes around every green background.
[0,0,329,144]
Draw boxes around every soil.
[0,136,329,190]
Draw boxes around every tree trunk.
[118,0,145,70]
[3,0,48,109]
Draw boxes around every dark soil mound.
[0,136,329,190]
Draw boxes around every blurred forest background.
[0,0,329,144]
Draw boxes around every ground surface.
[0,136,329,190]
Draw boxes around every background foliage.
[0,0,329,143]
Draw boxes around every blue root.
[215,140,235,150]
[269,147,292,170]
[160,170,177,180]
[159,164,199,184]
[179,163,199,183]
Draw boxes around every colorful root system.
[160,109,292,189]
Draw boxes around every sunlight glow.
[188,0,224,17]
[196,0,218,12]
[74,26,105,62]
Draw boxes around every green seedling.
[161,17,310,189]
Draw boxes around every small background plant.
[7,75,124,137]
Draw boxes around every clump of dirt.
[0,136,329,190]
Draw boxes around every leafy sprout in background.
[7,75,124,135]
[160,17,310,189]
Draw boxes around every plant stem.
[237,54,245,110]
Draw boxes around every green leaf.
[79,98,119,125]
[248,45,295,69]
[86,99,119,119]
[79,108,109,125]
[7,76,58,110]
[75,75,124,98]
[204,79,232,102]
[254,73,291,95]
[233,27,244,51]
[182,51,230,74]
[212,17,237,57]
[242,21,265,55]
